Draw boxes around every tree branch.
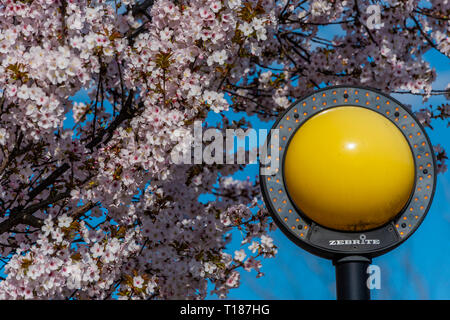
[0,190,70,234]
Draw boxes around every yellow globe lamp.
[260,86,437,300]
[283,106,415,232]
[260,86,436,259]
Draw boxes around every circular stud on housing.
[260,86,437,260]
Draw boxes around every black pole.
[333,255,372,300]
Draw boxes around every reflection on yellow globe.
[284,106,415,231]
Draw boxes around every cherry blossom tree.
[0,0,447,299]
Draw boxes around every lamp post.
[260,86,436,300]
